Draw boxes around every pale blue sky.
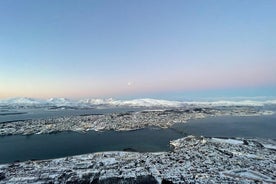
[0,0,275,99]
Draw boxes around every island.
[0,106,273,136]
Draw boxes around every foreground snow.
[0,136,275,183]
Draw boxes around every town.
[0,106,273,136]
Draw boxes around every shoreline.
[0,106,273,136]
[0,135,275,183]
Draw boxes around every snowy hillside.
[0,97,80,107]
[0,97,276,108]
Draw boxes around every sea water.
[0,108,275,164]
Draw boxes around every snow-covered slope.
[81,98,276,107]
[78,98,183,107]
[46,98,79,107]
[185,100,276,107]
[0,97,45,105]
[1,97,276,108]
[0,97,79,107]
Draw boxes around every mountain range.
[1,97,276,108]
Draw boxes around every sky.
[0,0,276,99]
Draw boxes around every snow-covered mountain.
[0,97,45,105]
[185,100,276,107]
[0,97,80,107]
[1,97,276,108]
[80,98,183,107]
[46,98,79,107]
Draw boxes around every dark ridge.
[123,148,138,152]
[211,136,230,139]
[193,108,203,112]
[0,112,27,116]
[79,114,103,116]
[161,179,174,184]
[0,119,30,124]
[116,112,133,117]
[53,172,158,184]
[96,175,159,184]
[161,109,183,114]
[215,148,233,158]
[0,172,5,180]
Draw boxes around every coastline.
[0,135,275,183]
[0,106,275,183]
[0,106,273,136]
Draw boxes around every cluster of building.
[0,136,275,183]
[0,106,272,136]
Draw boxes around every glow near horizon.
[0,1,276,99]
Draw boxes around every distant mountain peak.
[0,97,276,108]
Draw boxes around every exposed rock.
[161,179,174,184]
[0,172,5,180]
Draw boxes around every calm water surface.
[0,128,182,164]
[173,114,276,139]
[0,108,275,164]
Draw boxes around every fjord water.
[0,128,183,164]
[0,108,275,164]
[173,114,276,139]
